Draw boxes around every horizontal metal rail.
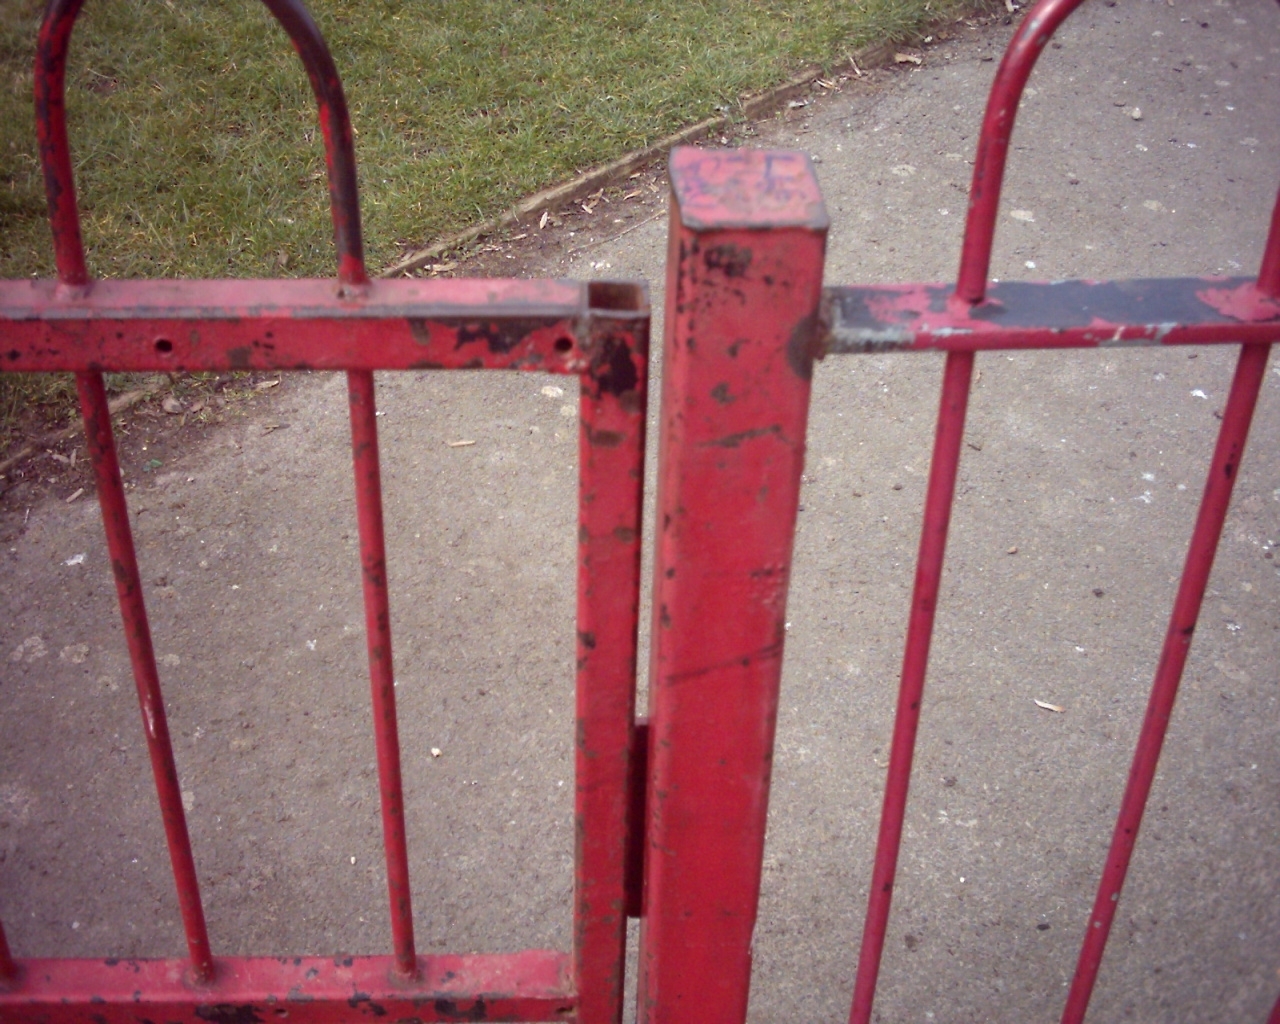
[0,278,618,373]
[3,951,574,1023]
[821,277,1280,354]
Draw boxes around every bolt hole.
[274,1010,289,1018]
[553,337,573,353]
[154,337,173,354]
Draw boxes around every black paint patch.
[453,318,559,355]
[194,1005,265,1024]
[347,992,387,1016]
[787,312,819,380]
[589,333,638,398]
[586,425,625,447]
[433,996,489,1021]
[704,244,752,278]
[967,278,1231,328]
[703,424,781,448]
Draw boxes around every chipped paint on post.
[638,149,826,1024]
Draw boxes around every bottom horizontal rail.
[0,950,574,1023]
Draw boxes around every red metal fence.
[2,0,1279,1021]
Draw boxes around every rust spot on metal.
[701,424,781,448]
[613,526,637,543]
[710,382,733,404]
[579,631,597,650]
[587,425,625,447]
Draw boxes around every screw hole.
[274,1010,289,1018]
[154,337,173,354]
[553,336,573,353]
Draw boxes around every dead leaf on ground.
[446,439,476,448]
[162,395,185,414]
[254,379,280,391]
[539,210,550,230]
[1034,699,1065,713]
[895,52,924,64]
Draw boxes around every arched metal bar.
[955,0,1087,305]
[33,0,367,288]
[1257,182,1280,298]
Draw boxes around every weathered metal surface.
[821,277,1280,355]
[846,350,975,1024]
[74,369,216,982]
[636,148,827,1024]
[0,278,602,374]
[955,0,1088,304]
[835,0,1280,1018]
[35,0,366,292]
[574,286,649,1023]
[0,951,574,1023]
[1061,344,1270,1023]
[4,1,652,1019]
[348,367,418,979]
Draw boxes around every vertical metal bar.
[638,148,827,1024]
[1060,342,1271,1024]
[847,351,975,1024]
[574,291,649,1023]
[75,370,214,981]
[954,0,1086,304]
[347,368,416,979]
[0,918,15,982]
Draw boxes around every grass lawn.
[0,0,985,430]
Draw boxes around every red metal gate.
[3,0,1280,1021]
[1,1,649,1020]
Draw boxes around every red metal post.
[847,351,974,1024]
[75,370,215,981]
[1060,340,1270,1022]
[347,369,416,977]
[574,286,650,1022]
[637,148,827,1024]
[1268,987,1280,1024]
